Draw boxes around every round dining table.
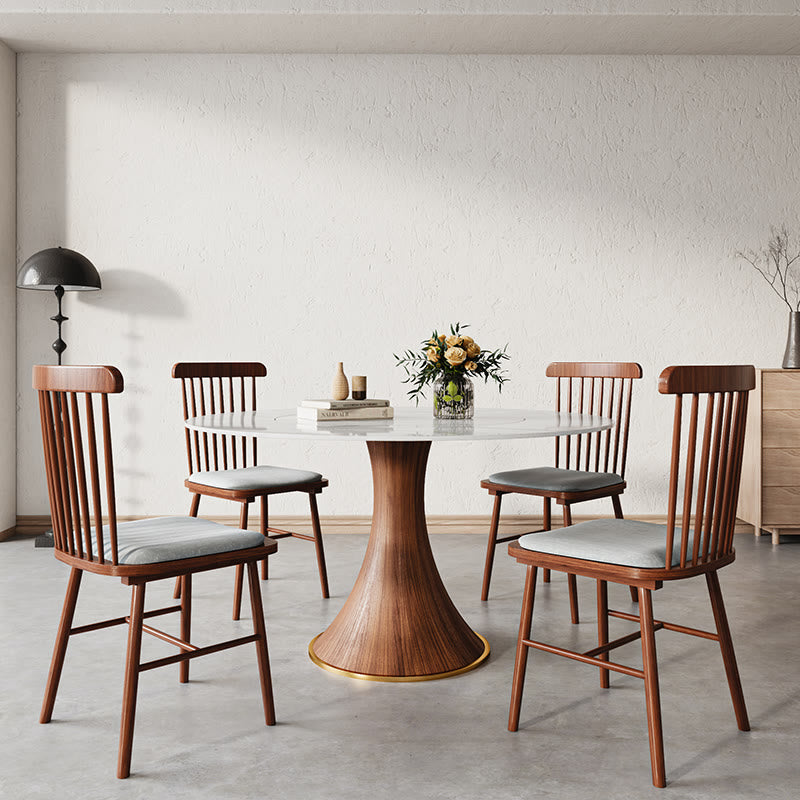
[185,407,613,682]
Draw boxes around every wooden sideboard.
[738,368,800,544]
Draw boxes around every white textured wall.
[15,54,800,519]
[0,42,15,534]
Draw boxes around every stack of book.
[297,398,394,422]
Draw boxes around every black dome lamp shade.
[16,247,101,365]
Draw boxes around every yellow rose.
[445,335,463,348]
[464,360,478,371]
[426,347,439,362]
[444,346,466,366]
[466,342,481,358]
[460,335,474,347]
[438,334,446,342]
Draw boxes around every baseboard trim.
[11,514,757,539]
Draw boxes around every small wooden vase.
[332,362,349,400]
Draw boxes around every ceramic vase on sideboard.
[783,312,800,369]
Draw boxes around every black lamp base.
[35,531,55,548]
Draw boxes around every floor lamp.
[17,246,102,546]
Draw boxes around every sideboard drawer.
[762,371,800,409]
[762,486,800,526]
[762,410,800,448]
[762,447,800,485]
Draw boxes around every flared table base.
[308,441,490,681]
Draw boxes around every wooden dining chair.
[506,365,753,788]
[480,362,643,621]
[173,362,329,620]
[33,365,278,779]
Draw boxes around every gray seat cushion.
[188,465,323,492]
[518,519,694,569]
[487,466,623,493]
[103,516,266,565]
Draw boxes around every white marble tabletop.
[185,407,613,442]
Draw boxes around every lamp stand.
[36,285,69,547]
[51,284,67,366]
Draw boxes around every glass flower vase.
[432,374,474,419]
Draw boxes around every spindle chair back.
[174,361,265,475]
[656,364,751,571]
[549,361,639,479]
[34,364,123,566]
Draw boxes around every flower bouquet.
[395,322,509,418]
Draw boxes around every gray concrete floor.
[0,531,798,799]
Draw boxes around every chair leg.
[179,574,192,684]
[481,493,503,601]
[117,583,146,779]
[308,493,330,599]
[508,565,538,732]
[246,561,276,726]
[174,494,202,599]
[40,567,83,724]
[542,497,552,584]
[567,574,579,625]
[706,571,750,731]
[597,579,609,689]
[232,502,250,621]
[638,587,666,788]
[612,494,638,604]
[563,504,579,624]
[260,495,269,581]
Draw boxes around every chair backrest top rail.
[659,365,755,395]
[34,365,123,394]
[547,362,643,379]
[172,362,267,379]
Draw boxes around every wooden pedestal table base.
[309,441,490,681]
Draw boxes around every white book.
[301,398,390,410]
[296,406,395,422]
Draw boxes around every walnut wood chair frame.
[481,362,643,619]
[507,365,753,788]
[173,361,329,619]
[34,365,278,778]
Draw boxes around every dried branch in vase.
[738,226,800,311]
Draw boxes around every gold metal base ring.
[308,632,490,682]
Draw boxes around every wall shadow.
[81,269,186,508]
